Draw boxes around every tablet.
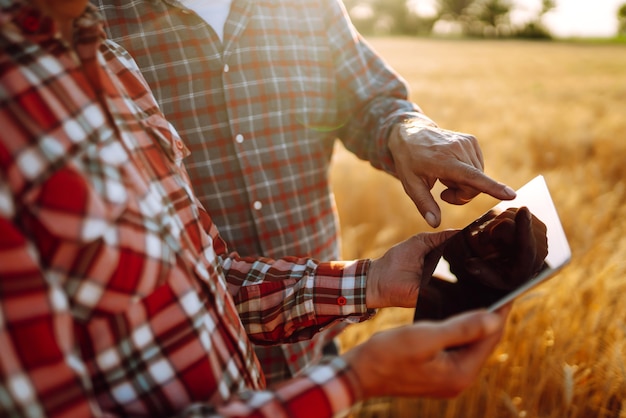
[413,175,571,321]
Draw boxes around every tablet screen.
[414,175,571,321]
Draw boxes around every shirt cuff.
[312,259,372,318]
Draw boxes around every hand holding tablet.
[444,206,548,292]
[414,175,571,321]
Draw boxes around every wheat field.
[330,38,626,417]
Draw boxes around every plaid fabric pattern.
[0,2,372,416]
[92,0,425,381]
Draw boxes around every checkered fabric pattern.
[0,2,372,416]
[92,0,427,381]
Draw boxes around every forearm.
[341,98,435,175]
[222,255,374,344]
[317,0,442,177]
[325,1,433,174]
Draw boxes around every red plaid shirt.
[0,2,372,416]
[92,0,428,381]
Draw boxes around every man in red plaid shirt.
[0,1,511,416]
[91,0,518,383]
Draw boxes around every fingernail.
[483,313,502,334]
[425,212,438,227]
[503,186,516,198]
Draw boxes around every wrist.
[365,258,383,309]
[388,117,438,154]
[342,343,377,400]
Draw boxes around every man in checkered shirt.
[0,1,511,416]
[91,0,518,383]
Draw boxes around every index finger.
[440,165,517,204]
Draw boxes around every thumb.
[422,229,459,251]
[434,310,503,350]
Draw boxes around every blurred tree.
[436,0,475,20]
[618,3,626,36]
[343,0,377,34]
[371,0,412,34]
[467,0,512,36]
[342,0,553,38]
[343,0,437,35]
[514,0,554,39]
[541,0,556,14]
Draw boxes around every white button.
[181,9,191,14]
[235,134,244,143]
[253,201,262,210]
[223,64,229,73]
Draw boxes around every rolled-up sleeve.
[221,254,374,345]
[325,0,436,175]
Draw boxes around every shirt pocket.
[138,112,190,167]
[21,137,130,245]
[285,43,340,131]
[252,20,339,132]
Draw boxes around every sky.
[411,0,623,38]
[518,0,622,38]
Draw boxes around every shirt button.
[337,296,347,306]
[21,13,41,32]
[223,64,230,73]
[175,140,184,149]
[22,16,39,33]
[253,201,262,211]
[235,134,244,143]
